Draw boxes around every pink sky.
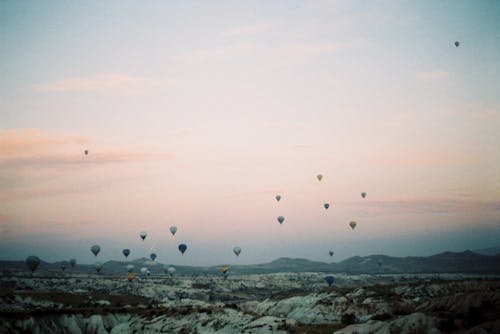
[1,1,499,264]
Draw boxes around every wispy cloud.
[360,147,481,168]
[34,73,161,94]
[176,43,257,63]
[176,39,368,65]
[343,198,500,216]
[460,103,500,121]
[2,152,170,169]
[415,70,450,81]
[0,129,169,167]
[0,216,97,240]
[221,23,275,37]
[0,128,89,158]
[0,129,170,201]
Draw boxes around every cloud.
[221,23,274,37]
[290,144,316,150]
[0,129,169,168]
[415,70,450,81]
[0,128,89,158]
[1,151,170,169]
[176,43,257,63]
[175,39,368,65]
[460,103,500,121]
[0,129,170,201]
[360,147,482,168]
[343,198,500,216]
[34,73,160,94]
[0,216,97,241]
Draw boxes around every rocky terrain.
[1,271,500,333]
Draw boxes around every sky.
[1,0,499,266]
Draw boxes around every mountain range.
[1,249,500,276]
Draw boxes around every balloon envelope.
[221,265,229,274]
[94,262,103,273]
[84,150,88,155]
[167,266,176,275]
[127,272,135,282]
[349,221,357,230]
[170,226,177,236]
[126,264,135,273]
[361,192,366,199]
[275,195,281,202]
[455,41,460,47]
[277,216,285,224]
[329,251,334,257]
[25,256,40,273]
[150,253,157,261]
[324,203,330,210]
[91,245,100,256]
[325,275,334,286]
[140,267,148,274]
[233,246,242,256]
[140,231,147,241]
[122,249,130,258]
[317,174,323,181]
[178,243,187,254]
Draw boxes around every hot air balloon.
[275,195,281,202]
[455,41,460,47]
[325,275,334,287]
[60,263,67,271]
[69,259,76,268]
[233,246,242,257]
[221,265,229,275]
[167,266,176,276]
[140,267,148,275]
[150,253,157,261]
[122,249,130,258]
[170,226,177,236]
[91,245,100,257]
[25,256,40,273]
[126,264,135,273]
[84,150,88,155]
[324,203,330,210]
[361,192,366,199]
[178,243,187,255]
[317,174,323,181]
[94,262,103,273]
[127,272,135,282]
[140,231,147,241]
[349,221,357,230]
[329,251,334,257]
[277,216,285,224]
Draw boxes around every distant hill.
[474,246,500,256]
[2,250,500,276]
